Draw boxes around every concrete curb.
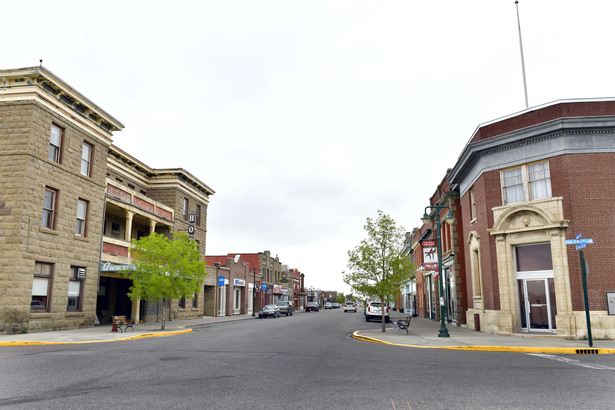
[0,328,192,346]
[352,331,615,355]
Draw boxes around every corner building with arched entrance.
[448,98,615,339]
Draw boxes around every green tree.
[124,231,207,330]
[335,293,346,304]
[343,210,414,332]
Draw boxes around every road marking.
[527,353,615,371]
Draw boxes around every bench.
[112,315,135,333]
[392,316,412,335]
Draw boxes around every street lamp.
[421,202,455,338]
[252,267,257,317]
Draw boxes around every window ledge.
[66,312,85,317]
[30,312,52,318]
[39,227,58,235]
[74,235,89,242]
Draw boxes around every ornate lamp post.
[421,202,455,338]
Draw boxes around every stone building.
[448,98,615,338]
[0,66,214,334]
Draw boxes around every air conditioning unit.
[77,268,86,279]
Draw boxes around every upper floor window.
[196,204,201,226]
[75,199,88,236]
[502,161,552,205]
[81,142,93,176]
[48,124,63,163]
[183,198,188,220]
[42,187,58,229]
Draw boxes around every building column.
[125,211,134,242]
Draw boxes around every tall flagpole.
[515,0,529,109]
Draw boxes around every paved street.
[1,310,614,409]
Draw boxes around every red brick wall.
[551,153,615,311]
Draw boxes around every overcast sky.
[4,1,615,293]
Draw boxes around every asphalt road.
[1,309,614,409]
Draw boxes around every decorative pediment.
[488,197,569,236]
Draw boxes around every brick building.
[206,254,254,316]
[0,66,214,334]
[447,98,615,338]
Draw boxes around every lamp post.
[421,202,455,338]
[252,267,257,317]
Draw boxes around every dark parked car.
[305,302,319,312]
[275,301,295,316]
[259,304,280,318]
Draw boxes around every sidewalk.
[1,313,614,354]
[354,316,615,354]
[0,314,253,346]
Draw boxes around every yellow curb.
[0,328,192,346]
[352,331,615,354]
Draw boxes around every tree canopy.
[343,210,414,332]
[124,231,207,330]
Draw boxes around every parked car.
[275,301,295,316]
[324,302,332,309]
[365,301,389,322]
[305,302,319,312]
[258,304,280,318]
[343,302,357,312]
[332,302,340,309]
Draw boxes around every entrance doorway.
[517,278,556,331]
[515,243,556,332]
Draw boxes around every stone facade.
[0,66,214,334]
[0,67,122,334]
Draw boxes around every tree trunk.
[380,297,386,332]
[160,298,166,330]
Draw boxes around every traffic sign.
[565,239,594,245]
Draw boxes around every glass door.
[517,278,556,332]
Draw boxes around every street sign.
[565,239,594,245]
[262,283,267,291]
[576,243,586,250]
[576,232,582,239]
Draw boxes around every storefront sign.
[218,276,226,286]
[100,262,136,272]
[234,278,245,286]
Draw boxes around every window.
[196,204,201,226]
[67,267,84,312]
[48,124,63,163]
[81,142,93,176]
[528,162,552,200]
[178,296,186,309]
[42,187,58,229]
[183,198,188,220]
[192,293,198,308]
[469,188,476,220]
[501,161,552,205]
[75,199,88,236]
[32,262,53,312]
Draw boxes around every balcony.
[102,178,175,267]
